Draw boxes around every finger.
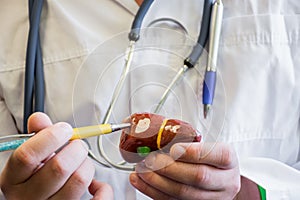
[129,172,173,200]
[170,142,238,169]
[20,140,88,199]
[144,153,238,190]
[133,163,223,200]
[49,158,95,200]
[27,112,56,172]
[2,122,72,184]
[89,179,114,200]
[27,112,53,133]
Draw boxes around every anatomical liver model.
[119,112,201,163]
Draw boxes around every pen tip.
[203,105,211,119]
[111,123,131,132]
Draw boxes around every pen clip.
[207,0,223,71]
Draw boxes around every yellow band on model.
[157,119,168,149]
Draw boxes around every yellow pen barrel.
[71,124,112,140]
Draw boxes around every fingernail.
[136,162,151,173]
[129,173,138,185]
[56,122,73,138]
[145,153,156,169]
[170,144,186,159]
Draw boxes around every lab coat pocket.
[217,14,300,142]
[215,14,300,164]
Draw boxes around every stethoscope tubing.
[22,0,215,171]
[24,0,45,133]
[97,0,214,170]
[129,0,154,41]
[98,0,155,171]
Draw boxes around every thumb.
[27,112,53,133]
[89,179,114,200]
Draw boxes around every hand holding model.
[120,112,260,199]
[129,142,242,199]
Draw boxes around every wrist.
[234,176,261,200]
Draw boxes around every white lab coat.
[0,0,300,199]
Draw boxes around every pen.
[0,123,131,152]
[203,0,223,118]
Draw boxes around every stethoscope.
[21,0,223,171]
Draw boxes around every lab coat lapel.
[112,0,139,15]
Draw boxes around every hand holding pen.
[0,112,115,199]
[0,117,130,152]
[203,0,223,118]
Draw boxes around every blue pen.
[203,0,223,118]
